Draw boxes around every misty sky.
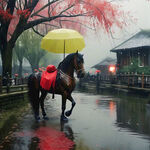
[81,0,150,70]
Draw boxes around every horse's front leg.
[40,90,48,120]
[65,95,76,117]
[61,94,68,121]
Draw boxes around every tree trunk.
[1,45,13,77]
[18,61,23,77]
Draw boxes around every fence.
[0,76,28,94]
[82,73,150,89]
[0,76,28,110]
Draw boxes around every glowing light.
[109,101,115,115]
[109,65,116,73]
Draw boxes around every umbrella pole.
[64,40,65,58]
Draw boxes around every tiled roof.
[111,30,150,52]
[92,57,116,68]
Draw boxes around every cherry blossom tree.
[0,0,125,76]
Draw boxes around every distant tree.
[0,0,126,76]
[40,53,60,67]
[12,48,18,76]
[22,30,47,72]
[13,40,25,77]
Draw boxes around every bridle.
[74,55,84,75]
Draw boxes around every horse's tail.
[28,73,40,116]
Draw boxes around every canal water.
[3,88,150,150]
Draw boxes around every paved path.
[1,91,150,150]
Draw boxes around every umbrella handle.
[64,40,65,58]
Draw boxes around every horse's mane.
[57,53,75,71]
[57,53,84,73]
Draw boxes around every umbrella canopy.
[41,28,85,56]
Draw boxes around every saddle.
[40,65,57,92]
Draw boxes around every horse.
[28,51,85,121]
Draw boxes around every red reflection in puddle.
[15,127,74,150]
[36,127,74,150]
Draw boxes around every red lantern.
[24,73,29,76]
[89,70,92,74]
[95,70,101,74]
[15,73,18,77]
[34,69,39,72]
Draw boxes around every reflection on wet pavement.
[15,127,74,150]
[2,90,150,150]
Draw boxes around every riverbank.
[77,81,150,98]
[0,94,30,149]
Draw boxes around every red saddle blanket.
[40,65,57,91]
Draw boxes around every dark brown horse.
[28,51,85,121]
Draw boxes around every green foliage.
[13,39,25,76]
[40,53,60,67]
[119,58,150,75]
[21,30,46,71]
[0,95,29,143]
[14,30,60,72]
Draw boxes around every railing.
[0,76,28,95]
[82,73,150,89]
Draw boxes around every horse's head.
[74,51,85,78]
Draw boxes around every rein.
[58,69,74,80]
[57,53,84,82]
[58,68,84,80]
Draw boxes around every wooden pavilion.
[111,30,150,70]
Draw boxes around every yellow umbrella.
[41,28,85,57]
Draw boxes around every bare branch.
[60,19,95,30]
[6,0,17,14]
[59,20,62,28]
[19,0,23,10]
[25,0,39,15]
[25,12,87,30]
[58,4,75,16]
[32,27,44,37]
[49,0,63,16]
[34,14,48,19]
[24,0,28,9]
[48,0,51,17]
[31,0,60,17]
[41,23,60,28]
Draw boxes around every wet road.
[3,89,150,150]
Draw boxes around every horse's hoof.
[43,116,49,120]
[65,111,71,117]
[61,115,68,122]
[35,116,40,122]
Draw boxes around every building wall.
[116,47,150,70]
[148,48,150,66]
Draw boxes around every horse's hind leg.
[28,75,41,121]
[65,95,76,117]
[28,89,40,121]
[39,90,48,120]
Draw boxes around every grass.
[0,94,30,143]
